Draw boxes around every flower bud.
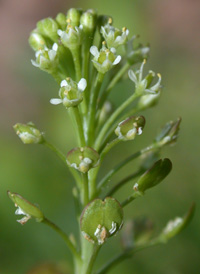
[37,18,59,42]
[29,32,46,51]
[158,203,195,243]
[66,8,82,27]
[128,60,162,95]
[90,43,121,74]
[50,78,87,108]
[8,191,44,224]
[80,9,97,34]
[57,25,83,50]
[66,147,100,173]
[101,24,129,49]
[13,122,44,144]
[80,197,123,245]
[115,116,145,141]
[56,13,67,30]
[31,43,58,72]
[155,118,181,146]
[133,159,172,194]
[126,36,150,65]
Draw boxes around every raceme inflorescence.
[9,8,195,274]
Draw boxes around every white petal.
[31,59,39,67]
[128,70,137,83]
[78,78,87,91]
[113,55,121,65]
[57,29,63,36]
[60,80,68,87]
[125,29,129,35]
[52,43,58,51]
[48,50,56,61]
[90,46,99,57]
[110,47,116,54]
[50,98,62,105]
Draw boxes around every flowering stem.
[43,217,80,260]
[95,93,140,151]
[85,244,101,274]
[87,72,104,146]
[98,62,130,110]
[105,169,143,197]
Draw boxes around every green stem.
[95,93,140,151]
[106,169,143,197]
[71,47,82,81]
[82,173,89,206]
[87,72,104,146]
[97,144,156,191]
[98,62,130,110]
[43,141,81,187]
[89,138,120,200]
[73,107,86,147]
[43,217,80,260]
[96,240,160,274]
[85,244,101,274]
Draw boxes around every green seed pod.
[8,191,44,224]
[13,122,44,144]
[80,197,123,245]
[66,8,82,27]
[80,9,97,34]
[56,13,67,30]
[37,18,59,42]
[66,147,100,173]
[155,118,181,146]
[29,31,46,51]
[133,158,172,193]
[158,203,195,243]
[115,116,145,141]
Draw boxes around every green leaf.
[80,197,123,245]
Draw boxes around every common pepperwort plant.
[9,8,195,274]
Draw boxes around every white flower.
[15,206,31,225]
[31,43,58,71]
[128,60,162,95]
[50,78,87,108]
[57,24,83,49]
[90,44,121,74]
[101,24,129,49]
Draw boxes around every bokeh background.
[0,0,200,273]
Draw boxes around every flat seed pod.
[80,197,123,245]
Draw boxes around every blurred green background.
[0,0,199,273]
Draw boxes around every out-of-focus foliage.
[0,0,199,273]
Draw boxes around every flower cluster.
[9,7,194,274]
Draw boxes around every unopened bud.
[67,8,82,27]
[56,13,67,30]
[29,32,46,51]
[37,18,59,42]
[80,9,97,34]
